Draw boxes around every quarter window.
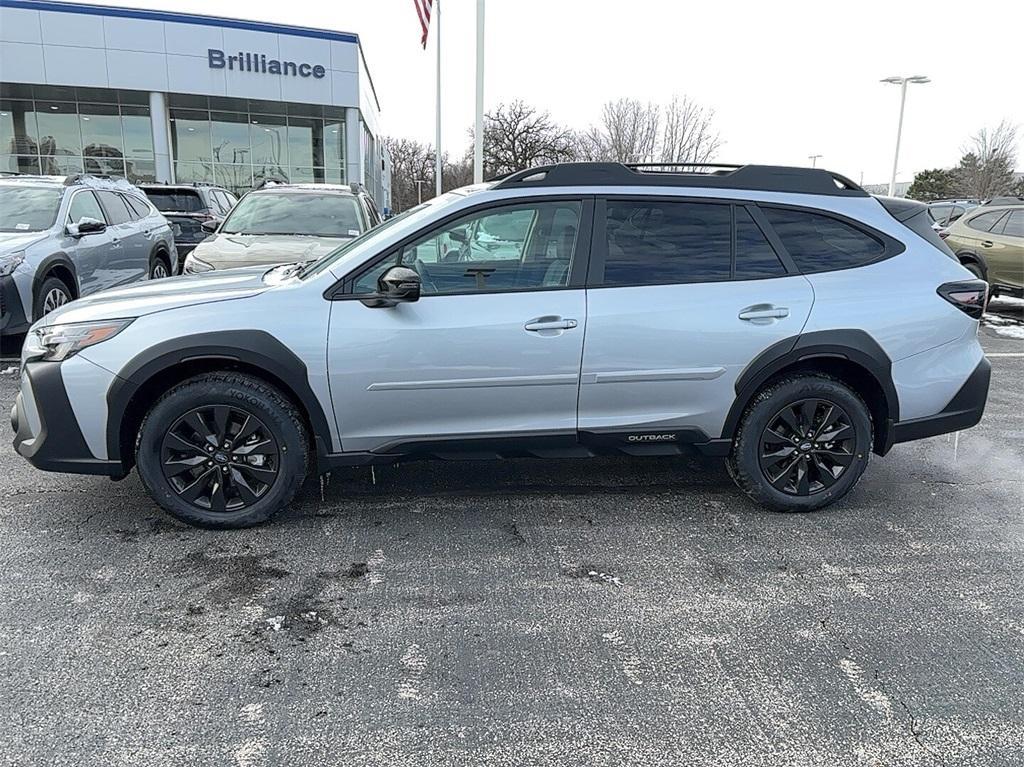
[123,194,151,219]
[735,207,785,278]
[966,210,1007,233]
[67,190,106,225]
[1001,211,1024,238]
[352,201,582,295]
[602,200,732,285]
[762,207,884,272]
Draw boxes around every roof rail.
[491,162,867,197]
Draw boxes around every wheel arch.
[723,330,900,456]
[33,252,79,300]
[106,331,334,472]
[955,250,988,277]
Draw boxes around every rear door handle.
[739,305,789,322]
[525,317,578,332]
[981,241,994,248]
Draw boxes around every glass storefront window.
[250,115,288,180]
[84,157,125,176]
[80,103,123,160]
[1,101,38,155]
[175,161,213,184]
[287,117,321,169]
[126,159,156,184]
[324,119,344,173]
[120,106,153,160]
[36,101,82,157]
[170,109,212,164]
[214,164,252,191]
[212,113,251,166]
[0,155,41,174]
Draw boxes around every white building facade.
[0,0,389,206]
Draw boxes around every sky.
[83,0,1024,185]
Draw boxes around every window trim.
[95,189,133,225]
[587,195,794,289]
[966,210,1007,233]
[326,196,595,300]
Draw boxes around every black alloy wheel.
[160,405,280,512]
[758,398,856,496]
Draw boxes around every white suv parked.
[12,163,990,528]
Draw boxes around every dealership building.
[0,0,390,206]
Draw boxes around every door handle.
[525,317,578,332]
[981,241,994,248]
[739,305,789,321]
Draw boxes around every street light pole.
[414,178,426,205]
[808,154,822,168]
[881,75,930,197]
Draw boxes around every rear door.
[986,210,1024,288]
[326,198,591,453]
[578,198,814,446]
[95,190,142,288]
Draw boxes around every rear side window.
[735,207,785,278]
[966,210,1006,232]
[96,190,132,225]
[762,207,884,273]
[603,200,732,285]
[121,194,150,220]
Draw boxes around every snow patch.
[398,643,427,700]
[233,739,266,767]
[367,549,387,585]
[602,629,643,686]
[838,658,892,716]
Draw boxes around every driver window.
[67,190,106,225]
[351,201,582,296]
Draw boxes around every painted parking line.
[986,353,1024,358]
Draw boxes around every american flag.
[414,0,433,49]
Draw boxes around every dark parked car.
[139,184,238,270]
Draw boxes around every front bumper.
[0,274,29,337]
[891,356,991,445]
[11,361,125,476]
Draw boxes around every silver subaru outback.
[12,163,990,529]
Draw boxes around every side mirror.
[360,265,421,308]
[67,216,106,237]
[201,219,220,234]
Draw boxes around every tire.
[135,372,308,529]
[727,374,873,513]
[33,275,73,321]
[150,252,171,280]
[962,260,986,281]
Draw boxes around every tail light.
[938,228,950,240]
[938,280,987,319]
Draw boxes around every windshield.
[299,205,428,279]
[145,189,204,213]
[221,192,364,237]
[0,186,62,233]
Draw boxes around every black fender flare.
[954,251,988,278]
[722,329,900,452]
[105,330,335,465]
[33,252,79,298]
[148,241,171,266]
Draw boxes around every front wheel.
[150,253,171,280]
[727,375,872,512]
[136,373,308,529]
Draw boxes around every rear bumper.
[891,356,991,445]
[11,361,126,477]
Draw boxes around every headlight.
[23,319,134,363]
[0,251,25,277]
[184,253,214,274]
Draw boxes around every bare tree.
[956,120,1019,199]
[582,95,721,166]
[383,136,434,212]
[482,101,578,178]
[661,96,721,164]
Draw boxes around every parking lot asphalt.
[0,302,1022,767]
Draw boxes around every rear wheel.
[136,373,308,529]
[959,257,987,282]
[727,375,872,512]
[33,275,73,321]
[150,252,171,280]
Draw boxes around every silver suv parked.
[0,174,175,341]
[12,163,990,529]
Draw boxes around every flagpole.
[473,0,484,184]
[434,0,442,197]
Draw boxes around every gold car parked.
[943,203,1024,297]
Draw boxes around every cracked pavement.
[0,301,1022,766]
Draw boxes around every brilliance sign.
[208,48,326,79]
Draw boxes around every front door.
[327,198,592,454]
[578,198,815,445]
[62,189,115,296]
